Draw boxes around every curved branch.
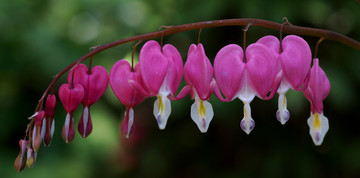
[35,18,360,114]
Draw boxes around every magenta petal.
[162,44,183,95]
[139,40,169,96]
[256,35,280,60]
[184,43,213,100]
[304,58,330,113]
[214,44,245,101]
[68,64,109,106]
[246,43,277,99]
[280,35,311,90]
[59,83,84,113]
[110,60,145,107]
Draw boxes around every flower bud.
[44,94,56,147]
[26,147,36,168]
[14,139,28,172]
[32,111,45,152]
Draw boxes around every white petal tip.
[240,118,255,135]
[307,112,329,146]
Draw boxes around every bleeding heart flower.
[32,111,45,152]
[110,59,145,138]
[304,58,330,146]
[68,63,109,138]
[257,35,311,125]
[59,83,84,143]
[133,40,183,130]
[14,139,28,172]
[184,43,215,133]
[43,94,56,147]
[214,43,280,134]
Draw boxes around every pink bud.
[304,58,330,114]
[184,43,214,100]
[59,83,84,143]
[14,139,28,172]
[110,60,145,138]
[43,94,56,147]
[32,111,44,152]
[68,64,109,138]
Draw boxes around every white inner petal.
[41,117,46,140]
[190,95,214,133]
[240,102,255,134]
[276,92,290,125]
[83,106,89,137]
[307,112,329,146]
[64,113,71,143]
[237,76,255,103]
[153,94,172,130]
[32,127,36,151]
[126,108,135,139]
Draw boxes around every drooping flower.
[214,43,279,134]
[14,139,28,172]
[184,43,215,133]
[304,58,330,146]
[110,60,145,138]
[59,83,84,143]
[257,35,311,125]
[135,40,183,130]
[43,94,56,147]
[32,111,45,152]
[68,63,109,138]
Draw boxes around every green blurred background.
[1,0,360,177]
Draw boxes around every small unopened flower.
[43,94,56,147]
[257,35,312,125]
[14,139,28,172]
[304,58,330,146]
[68,63,109,138]
[110,60,145,138]
[184,43,215,133]
[32,111,45,152]
[59,83,84,143]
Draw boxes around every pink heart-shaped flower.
[59,83,84,113]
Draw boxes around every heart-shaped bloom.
[214,43,279,134]
[59,83,84,143]
[110,60,145,138]
[32,111,45,152]
[43,94,56,147]
[14,139,28,172]
[257,35,311,125]
[304,58,330,145]
[184,43,215,133]
[135,40,183,130]
[68,63,109,138]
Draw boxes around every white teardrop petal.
[240,102,255,134]
[126,108,135,139]
[307,112,329,146]
[276,92,290,125]
[83,106,89,137]
[190,98,214,133]
[153,95,171,130]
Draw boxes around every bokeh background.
[1,0,360,177]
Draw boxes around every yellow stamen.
[282,93,286,108]
[199,100,206,118]
[313,113,321,130]
[158,95,164,114]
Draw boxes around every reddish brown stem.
[29,18,360,135]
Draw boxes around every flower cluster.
[15,35,331,172]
